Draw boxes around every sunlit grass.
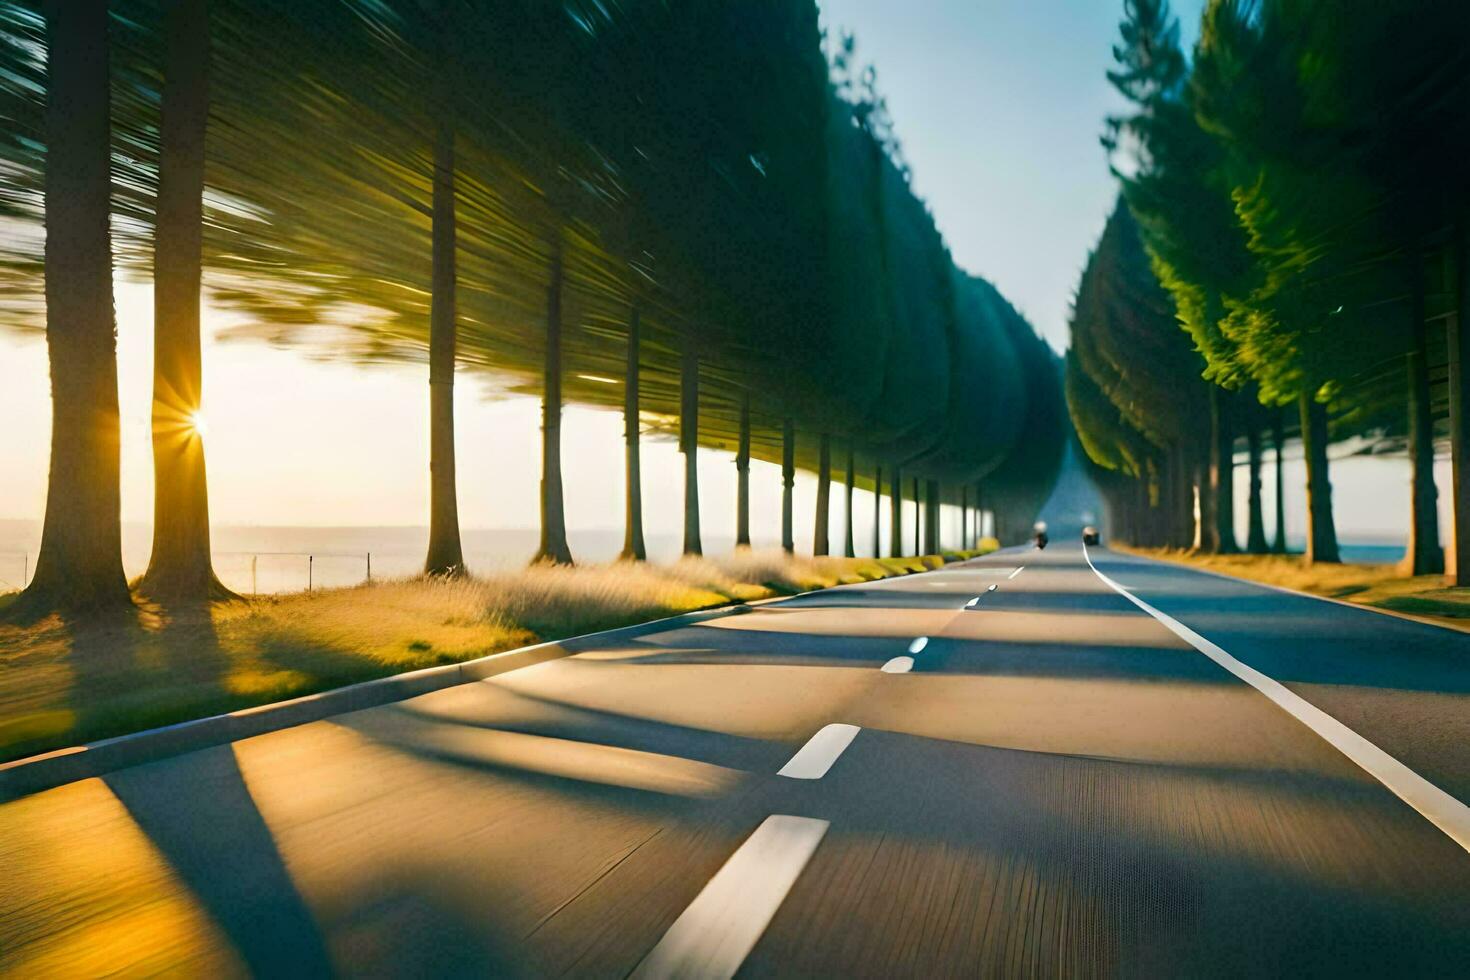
[0,547,991,764]
[1120,546,1468,629]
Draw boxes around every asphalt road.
[2,542,1468,977]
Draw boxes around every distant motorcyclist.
[1033,521,1049,550]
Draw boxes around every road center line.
[881,656,914,673]
[908,636,929,653]
[1008,566,1024,579]
[1083,544,1470,853]
[965,597,979,607]
[630,814,830,980]
[778,723,861,779]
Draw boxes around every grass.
[1118,547,1470,630]
[0,546,992,765]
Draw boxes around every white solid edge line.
[1082,544,1470,853]
[881,656,914,674]
[630,814,830,980]
[908,636,929,653]
[1008,566,1024,579]
[777,723,861,779]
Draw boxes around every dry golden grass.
[1120,547,1469,630]
[0,548,985,764]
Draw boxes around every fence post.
[251,555,257,596]
[367,552,372,584]
[308,555,313,593]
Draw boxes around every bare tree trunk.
[961,485,969,551]
[872,464,883,557]
[1245,422,1269,554]
[924,480,940,553]
[843,448,856,558]
[912,477,921,555]
[20,0,130,615]
[889,467,902,556]
[1272,410,1287,553]
[535,246,573,565]
[976,482,987,544]
[141,0,232,601]
[1209,386,1239,553]
[620,306,646,561]
[1405,264,1444,575]
[813,434,830,556]
[781,419,795,554]
[681,345,702,556]
[735,392,751,549]
[423,86,464,576]
[1300,392,1340,564]
[1451,222,1470,583]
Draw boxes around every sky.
[0,0,1445,564]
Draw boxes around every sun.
[188,411,209,438]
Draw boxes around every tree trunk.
[1299,392,1340,564]
[960,485,969,551]
[872,464,883,557]
[1451,222,1470,584]
[812,434,830,556]
[1209,386,1238,553]
[889,467,902,556]
[1166,447,1192,549]
[781,419,795,554]
[843,448,856,558]
[534,246,573,565]
[735,392,751,549]
[924,480,940,553]
[1271,410,1287,553]
[141,0,231,601]
[1245,421,1269,554]
[681,346,702,557]
[1405,265,1444,575]
[912,477,921,555]
[423,88,464,576]
[620,306,646,560]
[975,482,986,544]
[20,0,130,615]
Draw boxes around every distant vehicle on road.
[1034,521,1049,550]
[1082,525,1100,546]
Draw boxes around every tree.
[140,0,235,600]
[17,0,130,615]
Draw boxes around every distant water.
[0,517,1410,595]
[1335,543,1405,564]
[0,520,717,594]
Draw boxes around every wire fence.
[0,551,379,596]
[214,552,376,595]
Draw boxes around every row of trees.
[1,0,1064,614]
[1070,0,1470,575]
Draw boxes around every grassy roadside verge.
[1117,546,1470,633]
[0,547,991,766]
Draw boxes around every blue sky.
[818,0,1205,352]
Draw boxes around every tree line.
[1070,0,1470,575]
[0,0,1065,614]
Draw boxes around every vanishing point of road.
[3,542,1469,976]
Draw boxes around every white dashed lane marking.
[777,723,861,780]
[630,815,831,980]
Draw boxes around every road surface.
[2,543,1468,977]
